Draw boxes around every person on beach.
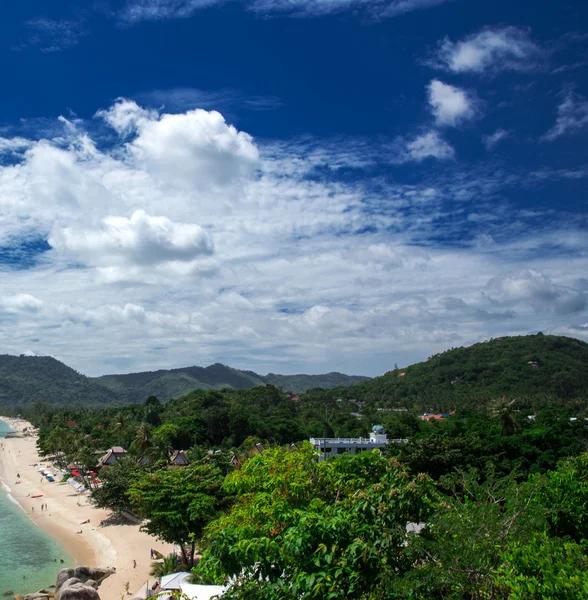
[133,559,137,569]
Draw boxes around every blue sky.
[0,0,587,377]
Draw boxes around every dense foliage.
[192,447,588,599]
[0,355,365,410]
[312,334,588,411]
[0,354,119,410]
[24,334,588,598]
[96,364,367,402]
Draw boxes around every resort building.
[97,446,127,467]
[169,450,190,466]
[310,426,407,461]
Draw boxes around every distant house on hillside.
[66,420,78,427]
[420,411,455,421]
[169,450,190,466]
[97,446,127,467]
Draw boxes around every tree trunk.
[180,544,189,567]
[190,540,196,568]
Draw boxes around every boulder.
[72,569,112,585]
[58,586,100,600]
[54,580,81,600]
[23,594,49,600]
[55,572,75,594]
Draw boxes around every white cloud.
[486,270,586,315]
[0,100,586,377]
[119,0,222,23]
[2,294,44,313]
[434,26,543,74]
[49,210,213,268]
[19,18,87,53]
[99,100,259,190]
[542,91,588,141]
[404,130,455,161]
[483,128,510,150]
[96,99,157,136]
[0,137,32,153]
[119,0,453,21]
[428,80,478,127]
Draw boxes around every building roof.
[170,450,190,464]
[97,446,127,467]
[180,582,226,600]
[161,572,191,590]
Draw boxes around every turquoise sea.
[0,420,71,596]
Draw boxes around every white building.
[310,426,407,461]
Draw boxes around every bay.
[0,420,70,596]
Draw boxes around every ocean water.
[0,420,71,596]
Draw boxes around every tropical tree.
[490,397,520,436]
[91,457,148,514]
[133,423,154,458]
[150,553,188,578]
[195,446,437,599]
[128,463,226,567]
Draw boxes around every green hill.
[94,363,266,403]
[0,354,368,409]
[264,372,367,393]
[326,334,588,410]
[0,354,120,409]
[95,364,368,403]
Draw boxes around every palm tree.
[490,397,520,436]
[134,423,154,459]
[112,411,128,446]
[150,553,187,578]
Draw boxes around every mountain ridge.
[0,354,367,408]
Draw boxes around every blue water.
[0,420,71,596]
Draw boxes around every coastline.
[0,418,174,600]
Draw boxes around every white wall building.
[310,426,407,461]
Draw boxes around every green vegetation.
[0,354,119,410]
[96,364,367,403]
[4,334,588,411]
[313,333,588,411]
[22,333,588,598]
[0,355,366,410]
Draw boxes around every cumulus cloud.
[428,80,478,127]
[0,100,586,376]
[98,100,259,190]
[486,270,586,315]
[49,210,214,268]
[434,26,543,74]
[404,130,455,161]
[542,91,588,141]
[2,294,44,313]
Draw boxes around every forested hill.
[0,355,367,409]
[321,334,588,410]
[0,355,119,410]
[95,364,368,403]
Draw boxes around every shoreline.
[0,418,174,600]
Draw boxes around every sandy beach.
[0,418,174,600]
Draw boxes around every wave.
[6,493,26,511]
[2,481,12,493]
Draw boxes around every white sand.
[0,418,175,599]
